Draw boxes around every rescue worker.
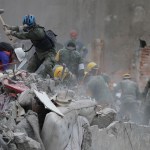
[0,42,14,71]
[142,79,150,125]
[116,73,140,122]
[55,41,84,81]
[84,62,111,86]
[86,64,113,107]
[65,30,88,60]
[4,14,56,78]
[53,65,76,86]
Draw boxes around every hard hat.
[66,41,76,50]
[14,48,26,62]
[70,30,78,38]
[22,14,36,26]
[122,73,131,79]
[87,62,98,72]
[54,65,69,79]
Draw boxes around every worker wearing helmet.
[65,29,88,60]
[83,62,98,84]
[4,14,56,78]
[115,73,141,122]
[84,62,113,106]
[86,72,113,107]
[55,41,84,81]
[84,62,110,86]
[87,62,98,72]
[53,65,76,86]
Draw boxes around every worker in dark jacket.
[85,62,113,107]
[65,30,88,61]
[4,14,56,78]
[55,41,84,81]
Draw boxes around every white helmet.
[14,48,26,62]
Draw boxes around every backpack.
[30,28,57,52]
[45,30,57,48]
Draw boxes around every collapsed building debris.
[90,121,150,150]
[0,70,149,150]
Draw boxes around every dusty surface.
[0,0,150,76]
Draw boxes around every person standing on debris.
[86,64,113,107]
[65,30,88,61]
[0,42,14,71]
[142,79,150,125]
[55,41,85,81]
[116,73,141,122]
[4,14,56,78]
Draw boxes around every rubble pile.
[0,70,149,150]
[90,121,150,150]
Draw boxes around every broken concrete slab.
[34,90,64,117]
[41,100,96,150]
[90,121,150,150]
[14,132,41,150]
[65,116,90,150]
[91,107,116,128]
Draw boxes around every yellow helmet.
[54,65,68,79]
[122,73,131,79]
[87,62,97,72]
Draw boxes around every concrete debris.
[18,89,33,110]
[91,107,117,128]
[81,123,92,150]
[65,116,90,150]
[0,70,150,150]
[34,90,64,117]
[14,132,41,150]
[90,121,150,150]
[50,91,74,107]
[41,100,96,150]
[25,73,55,94]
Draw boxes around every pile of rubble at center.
[0,70,150,150]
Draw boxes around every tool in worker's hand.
[0,9,14,42]
[61,63,66,82]
[17,58,27,70]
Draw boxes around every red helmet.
[70,30,78,38]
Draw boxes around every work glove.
[5,30,12,35]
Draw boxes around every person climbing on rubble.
[65,29,88,61]
[4,14,56,78]
[115,73,141,123]
[55,41,85,81]
[142,78,150,125]
[86,63,113,107]
[53,65,76,86]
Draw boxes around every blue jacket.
[0,51,10,70]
